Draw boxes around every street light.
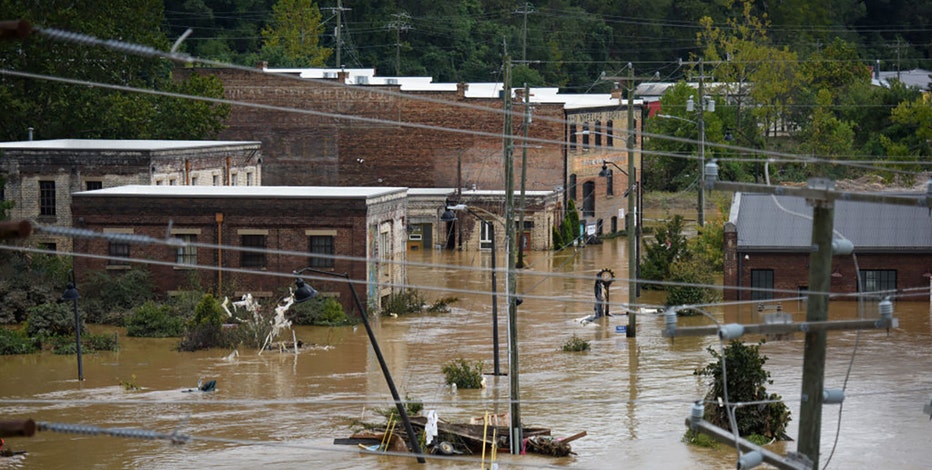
[290,267,425,464]
[599,160,639,336]
[60,270,83,381]
[441,204,505,377]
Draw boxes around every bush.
[381,289,426,316]
[0,328,39,354]
[561,334,590,352]
[692,340,791,441]
[640,215,688,288]
[289,296,352,326]
[81,268,157,325]
[442,358,485,389]
[126,301,185,337]
[48,332,118,354]
[0,251,70,324]
[665,257,719,312]
[26,302,81,338]
[178,294,226,351]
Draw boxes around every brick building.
[70,185,407,315]
[0,139,262,252]
[723,192,932,302]
[174,68,640,246]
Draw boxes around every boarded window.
[751,269,774,301]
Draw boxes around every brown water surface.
[1,237,930,469]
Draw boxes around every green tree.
[179,293,226,351]
[692,340,791,441]
[260,0,332,67]
[640,215,689,288]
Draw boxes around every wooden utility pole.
[502,54,522,455]
[517,83,530,269]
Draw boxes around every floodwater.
[1,236,931,469]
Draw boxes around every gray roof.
[0,139,261,151]
[731,192,932,252]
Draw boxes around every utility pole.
[514,2,535,62]
[696,60,706,227]
[516,83,531,269]
[502,54,522,455]
[324,0,350,67]
[386,12,411,76]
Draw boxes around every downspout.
[215,212,223,295]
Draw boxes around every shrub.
[289,296,352,326]
[0,251,70,324]
[0,328,39,355]
[442,358,485,389]
[381,289,426,316]
[26,302,81,338]
[665,257,719,312]
[48,332,118,354]
[640,215,688,288]
[178,294,226,351]
[426,296,458,313]
[561,334,590,352]
[126,301,185,337]
[691,340,791,442]
[81,268,157,325]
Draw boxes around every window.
[231,173,237,186]
[569,124,578,151]
[594,121,602,147]
[175,234,197,266]
[213,175,220,186]
[190,176,198,186]
[751,269,774,301]
[605,169,614,196]
[39,242,57,252]
[860,270,896,295]
[246,172,254,186]
[169,179,176,186]
[582,124,590,149]
[308,235,334,268]
[582,181,595,217]
[479,221,493,250]
[39,181,55,216]
[606,120,614,147]
[568,174,577,202]
[109,241,130,266]
[240,235,266,268]
[86,181,103,191]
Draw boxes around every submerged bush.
[126,301,185,337]
[0,328,39,355]
[561,334,590,352]
[178,294,226,351]
[26,302,81,338]
[442,358,485,389]
[289,296,351,326]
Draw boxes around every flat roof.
[0,139,261,151]
[74,185,407,199]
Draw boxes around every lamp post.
[599,160,639,336]
[440,204,505,377]
[60,270,83,381]
[290,267,425,464]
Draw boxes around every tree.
[640,215,689,288]
[692,340,791,442]
[0,0,229,141]
[260,0,332,67]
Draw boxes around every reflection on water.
[1,238,930,469]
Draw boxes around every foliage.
[25,302,81,339]
[374,394,424,420]
[688,193,729,271]
[381,288,426,316]
[259,0,332,67]
[48,332,118,354]
[553,199,581,250]
[0,251,71,324]
[125,301,185,337]
[561,334,590,352]
[665,257,720,311]
[640,215,689,288]
[441,358,485,389]
[682,429,719,448]
[178,294,226,351]
[0,1,229,142]
[81,268,158,325]
[119,374,140,391]
[692,340,791,441]
[0,327,39,355]
[289,296,352,326]
[426,296,458,313]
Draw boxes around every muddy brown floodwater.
[1,236,930,469]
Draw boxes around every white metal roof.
[0,139,260,151]
[75,185,407,199]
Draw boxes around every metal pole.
[73,294,83,381]
[626,65,637,337]
[797,197,834,467]
[697,60,705,228]
[487,221,501,376]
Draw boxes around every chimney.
[337,71,350,84]
[456,82,468,100]
[257,61,268,70]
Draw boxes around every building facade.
[0,139,262,251]
[723,192,932,302]
[70,185,407,316]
